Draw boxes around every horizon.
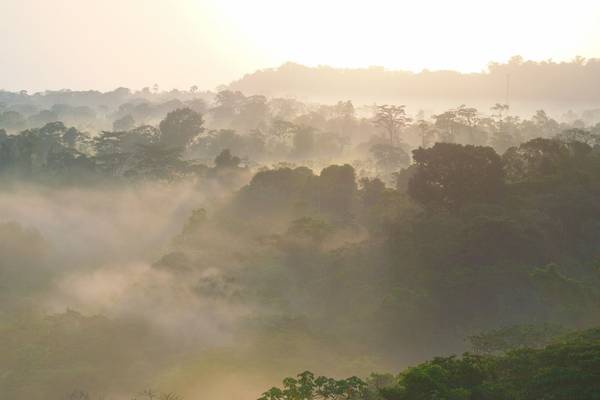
[1,55,597,95]
[3,2,600,399]
[2,0,599,93]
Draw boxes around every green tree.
[159,107,204,149]
[408,143,504,210]
[258,371,367,400]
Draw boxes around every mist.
[0,180,391,399]
[2,75,600,398]
[2,1,600,398]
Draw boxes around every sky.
[1,0,599,92]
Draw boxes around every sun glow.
[199,0,600,73]
[1,0,600,91]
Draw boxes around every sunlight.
[198,0,600,72]
[2,1,600,398]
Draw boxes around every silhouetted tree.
[374,105,411,146]
[159,107,204,149]
[409,143,505,210]
[214,149,241,169]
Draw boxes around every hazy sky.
[1,0,599,92]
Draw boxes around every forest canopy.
[1,58,600,400]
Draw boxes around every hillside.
[229,57,600,113]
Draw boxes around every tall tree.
[415,119,436,148]
[374,105,411,146]
[158,108,204,149]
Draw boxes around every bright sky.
[1,0,599,92]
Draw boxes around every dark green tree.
[159,107,204,149]
[408,143,504,210]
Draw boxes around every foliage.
[4,89,600,400]
[159,107,205,149]
[373,105,411,146]
[378,327,600,400]
[408,143,505,210]
[258,371,368,400]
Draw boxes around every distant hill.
[228,57,600,114]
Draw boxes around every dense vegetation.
[262,327,600,400]
[1,84,600,399]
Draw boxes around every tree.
[502,138,592,182]
[415,119,436,148]
[158,107,204,149]
[491,103,509,120]
[379,328,600,400]
[127,143,186,180]
[556,128,600,146]
[433,106,484,145]
[433,110,459,143]
[490,114,520,154]
[92,125,160,176]
[380,354,494,400]
[214,148,241,169]
[455,105,483,144]
[532,110,560,137]
[0,122,94,177]
[211,90,246,127]
[408,143,505,210]
[374,105,411,146]
[235,166,315,217]
[332,100,355,119]
[258,371,367,400]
